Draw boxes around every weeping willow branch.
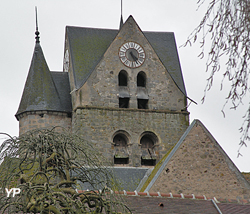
[0,128,131,213]
[185,0,250,151]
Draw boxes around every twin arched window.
[118,70,148,109]
[112,131,157,166]
[118,70,147,86]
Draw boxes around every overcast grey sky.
[0,0,249,171]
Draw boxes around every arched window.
[140,132,158,166]
[137,71,148,109]
[118,70,130,108]
[113,132,129,164]
[118,70,128,86]
[137,71,146,87]
[140,135,154,149]
[113,134,128,147]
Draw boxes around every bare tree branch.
[186,0,250,152]
[0,128,131,213]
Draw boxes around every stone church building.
[15,15,250,200]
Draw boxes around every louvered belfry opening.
[119,98,129,108]
[140,132,157,166]
[113,133,129,164]
[137,99,148,109]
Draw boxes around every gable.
[65,16,187,98]
[140,120,250,200]
[70,16,188,111]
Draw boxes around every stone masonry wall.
[18,111,72,135]
[73,107,189,167]
[149,121,250,200]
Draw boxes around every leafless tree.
[185,0,250,154]
[0,128,131,213]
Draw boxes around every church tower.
[64,16,190,167]
[16,15,190,167]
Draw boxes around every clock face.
[119,42,145,68]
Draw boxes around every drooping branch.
[185,0,250,150]
[0,128,131,213]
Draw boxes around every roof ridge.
[77,190,250,205]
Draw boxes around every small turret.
[15,8,72,135]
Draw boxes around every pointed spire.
[15,7,61,119]
[119,0,123,29]
[35,7,40,43]
[16,41,61,118]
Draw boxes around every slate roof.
[66,16,187,96]
[77,190,250,214]
[76,167,151,192]
[219,203,250,214]
[124,196,220,214]
[124,195,250,214]
[50,71,72,114]
[16,40,72,119]
[66,26,117,89]
[112,167,151,191]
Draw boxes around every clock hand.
[130,51,138,61]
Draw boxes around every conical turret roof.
[16,38,62,118]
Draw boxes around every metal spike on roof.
[35,6,40,43]
[119,15,124,30]
[119,0,123,29]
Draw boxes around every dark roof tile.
[16,43,61,118]
[76,167,150,191]
[66,26,117,89]
[218,203,250,214]
[124,196,218,214]
[51,71,72,113]
[16,43,72,119]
